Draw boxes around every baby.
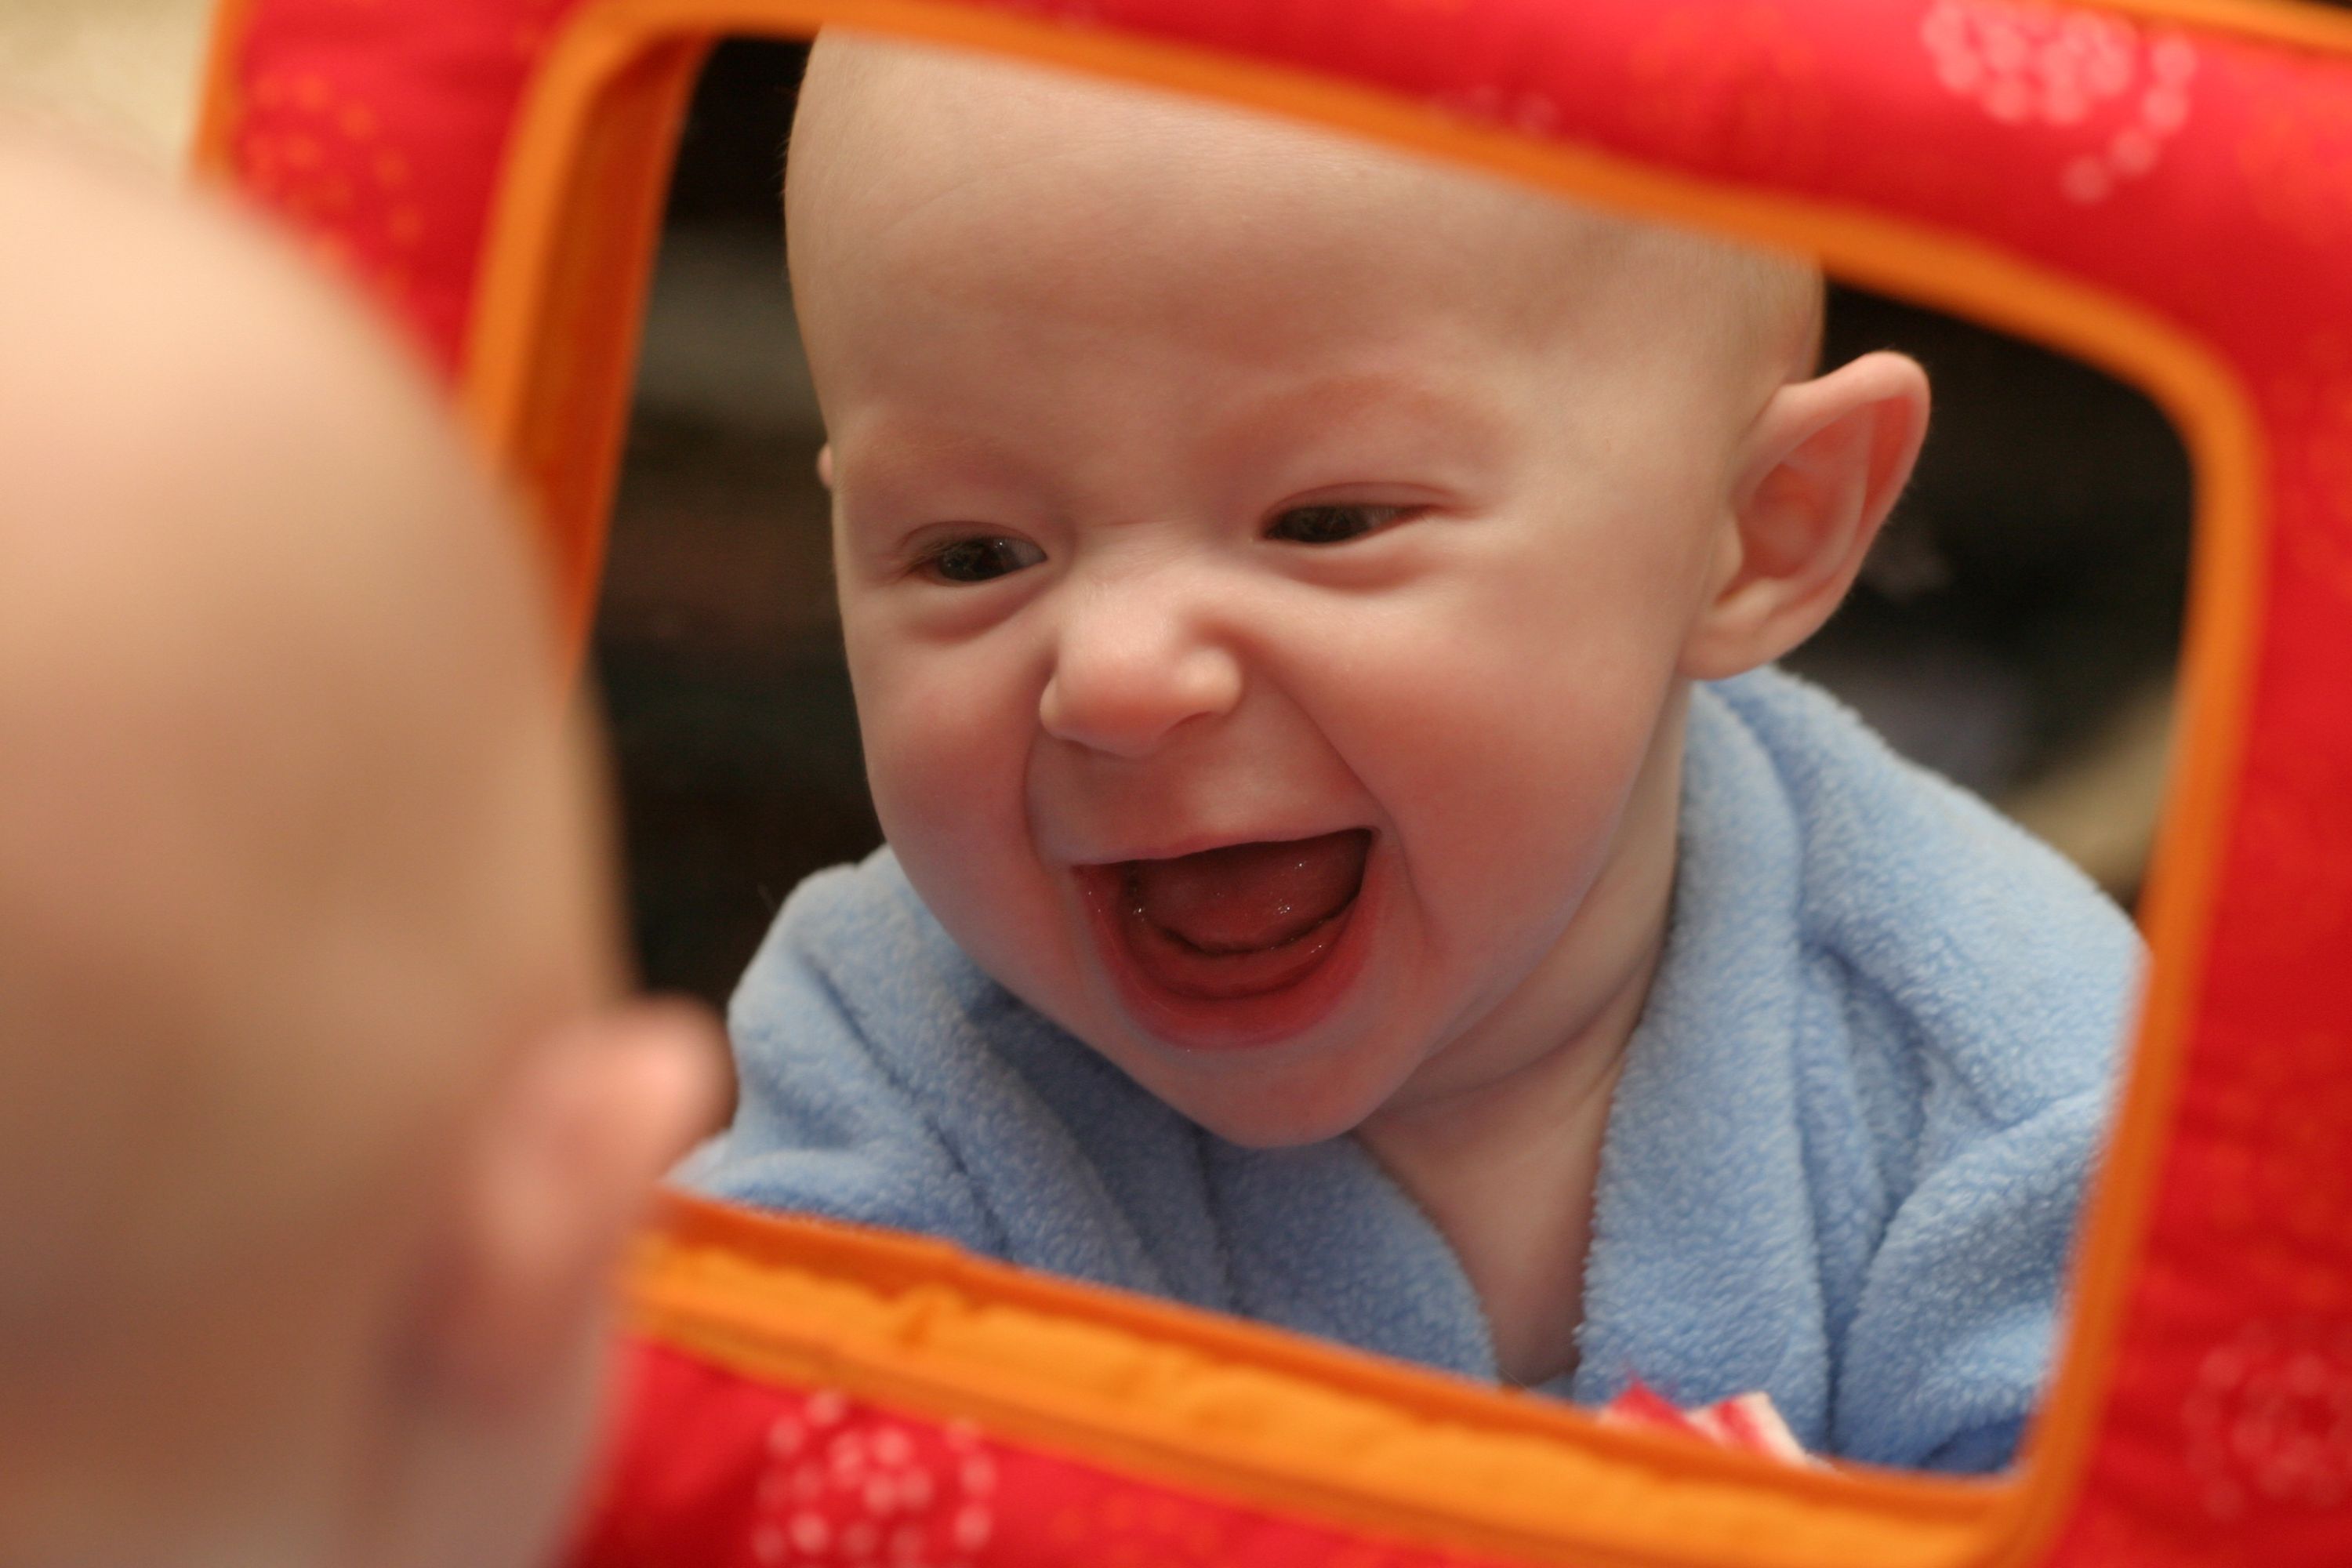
[0,130,720,1567]
[688,34,2140,1473]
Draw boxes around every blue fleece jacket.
[683,667,2140,1472]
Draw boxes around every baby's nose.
[1037,584,1243,759]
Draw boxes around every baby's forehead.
[789,35,1814,400]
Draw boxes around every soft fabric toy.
[197,1,2352,1563]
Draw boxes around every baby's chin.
[1089,1032,1410,1150]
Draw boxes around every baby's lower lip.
[1075,831,1378,1051]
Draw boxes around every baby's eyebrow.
[1211,371,1513,466]
[833,420,1032,497]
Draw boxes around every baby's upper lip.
[1061,824,1369,867]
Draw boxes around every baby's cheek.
[863,667,1073,994]
[1370,652,1663,910]
[858,659,1029,843]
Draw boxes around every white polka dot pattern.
[2181,1320,2352,1523]
[1918,0,2197,202]
[750,1392,997,1566]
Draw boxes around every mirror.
[601,35,2188,1479]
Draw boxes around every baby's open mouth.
[1115,829,1372,1000]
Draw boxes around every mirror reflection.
[604,34,2188,1475]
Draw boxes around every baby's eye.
[919,535,1046,583]
[1265,503,1414,546]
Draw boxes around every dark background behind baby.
[598,39,2191,1012]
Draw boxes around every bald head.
[0,131,728,1568]
[786,33,1821,419]
[0,129,608,1374]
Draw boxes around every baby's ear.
[1680,350,1929,681]
[816,444,835,490]
[420,1000,724,1410]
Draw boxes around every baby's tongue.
[1127,831,1370,953]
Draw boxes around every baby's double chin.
[1124,1018,1417,1149]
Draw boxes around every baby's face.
[795,49,1779,1144]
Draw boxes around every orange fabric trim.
[2091,0,2352,56]
[468,30,712,647]
[631,1196,1991,1568]
[467,2,2286,1565]
[190,0,264,175]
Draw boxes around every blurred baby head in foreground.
[0,129,719,1568]
[784,34,1930,1148]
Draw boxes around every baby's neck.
[1356,935,1657,1388]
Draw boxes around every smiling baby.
[684,33,2141,1473]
